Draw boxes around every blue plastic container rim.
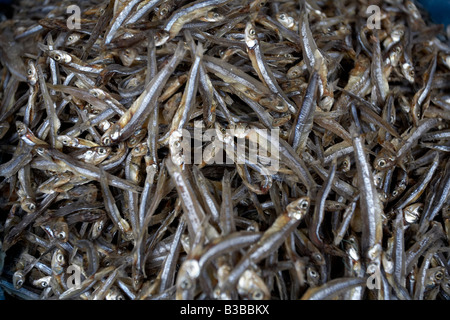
[418,0,450,26]
[0,0,448,26]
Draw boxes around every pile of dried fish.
[0,0,450,300]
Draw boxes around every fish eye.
[409,70,415,77]
[160,8,168,16]
[27,68,33,75]
[57,253,64,263]
[279,14,286,20]
[377,159,386,167]
[40,281,49,288]
[129,137,136,144]
[27,203,36,211]
[259,1,266,6]
[98,147,106,155]
[435,271,444,281]
[213,12,220,18]
[249,28,256,36]
[309,270,318,278]
[314,253,323,262]
[53,54,61,61]
[103,137,111,146]
[17,125,26,135]
[392,190,398,196]
[57,231,66,239]
[300,200,309,209]
[252,290,264,300]
[68,35,74,42]
[180,279,191,290]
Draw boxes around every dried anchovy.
[0,0,449,301]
